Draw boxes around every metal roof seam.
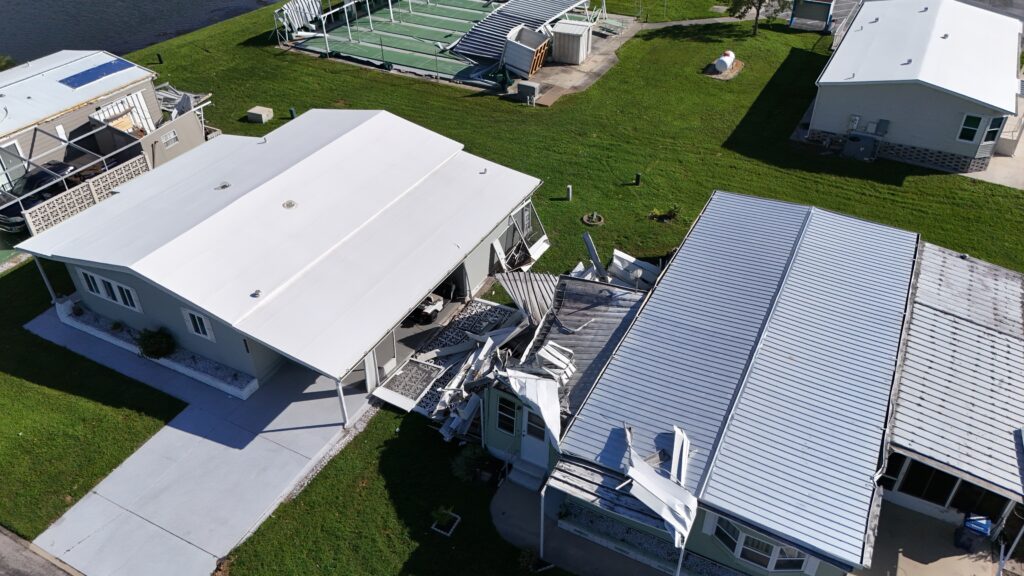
[695,207,814,498]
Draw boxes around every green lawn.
[0,263,184,539]
[602,0,722,22]
[227,410,562,576]
[129,11,1024,274]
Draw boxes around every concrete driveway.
[26,309,371,576]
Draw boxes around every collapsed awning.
[626,427,699,548]
[506,369,561,445]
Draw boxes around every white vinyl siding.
[182,309,215,341]
[79,269,141,312]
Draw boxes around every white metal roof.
[19,110,541,379]
[892,244,1024,500]
[0,50,155,141]
[818,0,1022,114]
[560,191,918,569]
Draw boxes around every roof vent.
[215,182,231,190]
[870,16,879,23]
[251,289,262,298]
[958,253,969,260]
[919,5,928,11]
[901,58,913,65]
[941,33,949,39]
[282,200,297,209]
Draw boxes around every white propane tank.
[714,50,735,73]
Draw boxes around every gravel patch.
[71,303,253,390]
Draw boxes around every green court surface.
[369,20,463,42]
[429,0,496,12]
[301,36,473,76]
[327,29,453,57]
[393,1,488,21]
[390,11,476,32]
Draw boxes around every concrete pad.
[57,497,216,576]
[28,307,370,576]
[122,421,309,557]
[228,363,345,459]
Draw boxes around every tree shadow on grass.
[378,412,562,575]
[722,46,937,186]
[0,261,184,421]
[640,21,755,43]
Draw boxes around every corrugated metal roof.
[560,192,810,493]
[701,209,918,568]
[451,0,587,60]
[559,191,918,569]
[497,271,560,325]
[525,277,645,416]
[892,243,1024,500]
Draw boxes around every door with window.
[520,407,548,469]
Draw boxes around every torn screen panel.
[373,359,446,412]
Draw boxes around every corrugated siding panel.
[559,192,810,492]
[452,0,586,60]
[497,271,559,325]
[701,210,917,566]
[891,243,1024,498]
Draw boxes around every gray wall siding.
[810,83,1003,158]
[464,218,512,295]
[138,110,206,168]
[66,262,283,379]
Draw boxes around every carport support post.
[387,0,394,22]
[675,547,684,576]
[34,258,57,304]
[335,378,350,427]
[538,485,546,558]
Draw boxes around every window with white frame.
[80,269,141,311]
[984,117,1005,143]
[183,309,215,341]
[713,517,807,572]
[160,130,180,149]
[958,115,983,142]
[497,396,517,435]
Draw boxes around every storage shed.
[551,20,592,65]
[503,25,550,78]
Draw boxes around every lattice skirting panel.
[24,155,151,235]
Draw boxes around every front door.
[520,408,549,469]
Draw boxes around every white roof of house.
[0,50,155,141]
[818,0,1022,114]
[19,110,541,379]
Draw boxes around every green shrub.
[451,443,488,483]
[137,328,176,359]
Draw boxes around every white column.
[336,378,351,427]
[675,549,685,576]
[34,258,57,304]
[364,350,379,393]
[539,485,547,559]
[387,0,395,22]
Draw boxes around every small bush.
[137,327,176,359]
[431,505,454,525]
[111,321,124,333]
[71,304,84,317]
[649,205,680,223]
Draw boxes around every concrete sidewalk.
[0,526,72,576]
[27,308,374,576]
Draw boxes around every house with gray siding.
[0,50,212,233]
[476,191,1024,576]
[807,0,1023,172]
[18,109,548,419]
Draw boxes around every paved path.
[0,527,71,576]
[27,309,372,576]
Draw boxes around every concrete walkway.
[0,526,72,576]
[26,308,374,576]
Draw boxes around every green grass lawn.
[602,0,722,21]
[130,11,1024,274]
[226,410,563,576]
[0,263,184,539]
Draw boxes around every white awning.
[506,369,561,444]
